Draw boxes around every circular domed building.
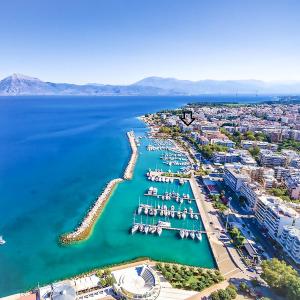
[113,265,161,300]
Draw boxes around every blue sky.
[0,0,299,84]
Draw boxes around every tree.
[261,258,300,299]
[239,282,248,292]
[210,291,220,300]
[244,131,256,141]
[218,289,231,300]
[248,146,260,158]
[225,286,237,299]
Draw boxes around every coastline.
[60,131,138,244]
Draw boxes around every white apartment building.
[224,166,249,192]
[239,181,263,210]
[255,195,300,240]
[241,140,278,151]
[280,226,300,265]
[259,150,287,168]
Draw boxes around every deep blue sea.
[0,95,273,296]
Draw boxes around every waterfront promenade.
[61,131,138,244]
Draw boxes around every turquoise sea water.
[0,95,272,296]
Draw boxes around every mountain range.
[1,74,300,96]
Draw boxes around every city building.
[259,150,287,168]
[255,195,300,240]
[280,226,300,265]
[224,166,249,192]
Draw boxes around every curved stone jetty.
[60,131,138,244]
[60,178,123,244]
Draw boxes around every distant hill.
[133,77,300,95]
[1,73,300,96]
[0,74,173,96]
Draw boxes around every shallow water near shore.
[0,95,271,296]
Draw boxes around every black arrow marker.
[179,111,195,126]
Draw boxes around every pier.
[143,193,196,202]
[133,222,210,234]
[124,131,138,180]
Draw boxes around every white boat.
[153,209,157,216]
[182,213,186,220]
[195,215,199,220]
[144,207,149,215]
[139,225,144,232]
[138,207,142,215]
[171,211,175,218]
[144,225,149,234]
[157,221,171,228]
[171,205,175,211]
[190,213,194,219]
[180,198,183,204]
[151,226,157,234]
[179,229,185,239]
[0,236,6,245]
[185,230,189,238]
[196,232,202,241]
[157,227,162,236]
[131,224,139,234]
[190,231,195,240]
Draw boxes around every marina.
[126,136,210,246]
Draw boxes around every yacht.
[157,221,171,228]
[144,207,149,215]
[157,227,162,236]
[182,213,186,220]
[138,206,142,215]
[139,224,144,232]
[190,231,195,240]
[195,214,199,220]
[0,236,6,245]
[179,230,185,239]
[171,211,175,218]
[131,224,139,234]
[185,230,189,238]
[144,225,149,234]
[196,232,202,241]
